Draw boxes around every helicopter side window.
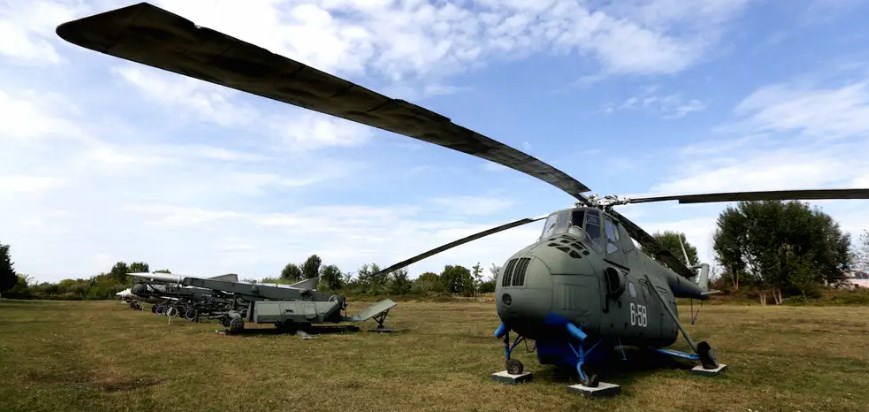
[604,217,620,254]
[584,212,603,251]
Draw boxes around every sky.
[2,0,869,283]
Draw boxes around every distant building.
[843,271,869,289]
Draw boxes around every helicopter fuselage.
[495,207,705,350]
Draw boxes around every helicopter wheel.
[579,364,599,388]
[228,317,244,333]
[696,341,719,369]
[184,309,198,321]
[506,359,524,375]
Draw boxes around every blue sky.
[2,0,869,283]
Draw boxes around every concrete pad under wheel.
[692,364,727,376]
[567,382,620,397]
[491,370,533,385]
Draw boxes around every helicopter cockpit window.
[541,211,571,238]
[568,210,585,236]
[554,211,570,232]
[585,212,603,251]
[541,214,559,238]
[604,216,620,254]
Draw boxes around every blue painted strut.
[653,347,700,361]
[494,323,507,339]
[566,322,587,341]
[494,323,525,360]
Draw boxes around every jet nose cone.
[131,283,147,295]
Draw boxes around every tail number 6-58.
[630,303,647,327]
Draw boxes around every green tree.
[356,263,387,294]
[411,271,445,294]
[478,263,500,294]
[320,264,343,290]
[154,269,172,274]
[129,262,150,274]
[645,231,699,266]
[280,263,303,281]
[388,268,412,295]
[301,254,322,279]
[713,201,851,303]
[441,265,472,296]
[470,262,483,296]
[854,230,869,269]
[0,242,18,293]
[109,262,130,283]
[4,274,31,298]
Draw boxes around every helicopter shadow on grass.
[531,346,693,385]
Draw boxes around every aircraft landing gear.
[506,358,524,375]
[578,364,599,387]
[641,275,726,375]
[490,323,533,384]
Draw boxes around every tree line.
[258,254,497,297]
[2,200,868,303]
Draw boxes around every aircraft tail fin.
[208,273,239,282]
[288,276,319,291]
[696,263,711,294]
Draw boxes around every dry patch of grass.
[0,299,867,412]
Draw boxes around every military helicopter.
[56,3,869,391]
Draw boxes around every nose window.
[501,258,531,287]
[502,259,517,286]
[512,258,531,286]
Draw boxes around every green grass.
[1,299,867,412]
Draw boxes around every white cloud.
[110,65,259,128]
[600,86,707,119]
[115,201,542,279]
[0,1,87,64]
[0,175,63,194]
[140,0,748,81]
[734,81,869,139]
[651,77,869,195]
[431,195,514,216]
[112,64,373,150]
[631,76,869,268]
[0,89,86,141]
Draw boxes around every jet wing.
[347,299,397,322]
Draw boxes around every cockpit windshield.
[540,209,590,239]
[540,211,570,238]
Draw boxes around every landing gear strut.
[368,309,393,333]
[496,324,528,375]
[642,275,725,373]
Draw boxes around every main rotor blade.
[608,210,695,279]
[374,216,547,277]
[628,188,869,204]
[56,3,591,200]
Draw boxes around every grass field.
[1,299,867,412]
